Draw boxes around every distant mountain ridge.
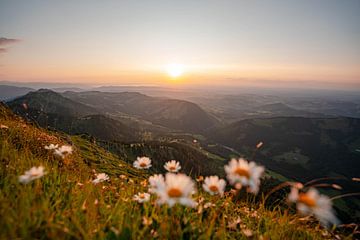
[7,89,138,141]
[62,91,219,133]
[0,85,34,101]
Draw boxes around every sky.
[0,0,360,89]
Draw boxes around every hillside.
[9,89,97,117]
[62,91,219,133]
[210,117,360,222]
[7,90,139,142]
[188,95,327,122]
[0,103,354,239]
[210,117,360,180]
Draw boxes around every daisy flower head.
[92,173,110,184]
[288,187,339,227]
[133,156,152,169]
[155,173,196,207]
[133,192,151,203]
[54,145,73,159]
[164,160,181,173]
[19,166,46,184]
[148,174,165,193]
[203,176,226,196]
[45,143,59,150]
[224,158,264,194]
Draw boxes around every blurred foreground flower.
[148,174,165,193]
[54,145,73,159]
[288,187,339,227]
[155,173,196,207]
[164,160,181,173]
[19,166,46,184]
[92,173,109,184]
[133,192,150,203]
[133,156,152,169]
[224,158,264,194]
[203,176,226,196]
[45,143,59,150]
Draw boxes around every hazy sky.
[1,0,360,89]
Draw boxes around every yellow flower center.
[234,168,250,179]
[169,166,176,171]
[167,188,182,198]
[140,162,147,168]
[139,193,145,199]
[298,193,316,207]
[209,185,219,192]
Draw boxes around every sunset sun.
[166,63,184,78]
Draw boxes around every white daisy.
[133,156,152,169]
[92,173,110,184]
[45,143,59,150]
[19,166,46,184]
[203,176,226,196]
[164,160,181,173]
[54,145,73,159]
[288,187,339,227]
[155,173,196,207]
[133,192,151,203]
[148,174,165,193]
[224,158,264,194]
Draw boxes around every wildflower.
[81,200,87,211]
[242,228,253,237]
[54,145,73,159]
[203,176,226,196]
[155,173,196,207]
[224,158,264,194]
[133,156,152,169]
[142,216,153,226]
[92,173,109,184]
[45,143,59,150]
[119,174,127,180]
[140,179,148,187]
[288,187,339,227]
[110,227,120,236]
[256,141,264,149]
[133,192,150,203]
[227,217,241,230]
[19,166,46,184]
[164,160,181,173]
[204,202,215,209]
[148,174,165,193]
[196,175,204,182]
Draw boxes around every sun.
[166,63,184,78]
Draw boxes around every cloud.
[0,37,20,54]
[0,37,20,46]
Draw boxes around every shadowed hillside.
[63,91,220,133]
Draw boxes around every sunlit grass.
[0,106,354,239]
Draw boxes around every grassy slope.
[0,104,352,239]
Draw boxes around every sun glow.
[166,63,184,78]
